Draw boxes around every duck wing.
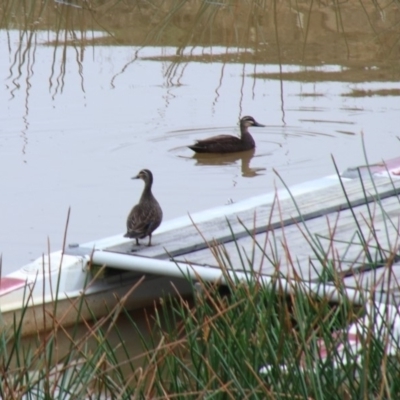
[188,134,242,153]
[125,202,163,239]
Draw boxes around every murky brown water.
[1,0,400,386]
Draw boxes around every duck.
[124,169,163,246]
[188,115,265,154]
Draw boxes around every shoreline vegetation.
[1,256,400,398]
[1,0,400,85]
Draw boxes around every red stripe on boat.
[0,277,27,296]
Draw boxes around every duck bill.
[255,121,266,127]
[131,174,141,180]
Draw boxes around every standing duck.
[188,115,265,154]
[124,169,163,246]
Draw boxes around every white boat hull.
[0,252,193,336]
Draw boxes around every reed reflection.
[191,149,265,177]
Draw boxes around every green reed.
[132,274,400,399]
[0,265,138,399]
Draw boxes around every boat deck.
[4,159,400,336]
[102,162,400,303]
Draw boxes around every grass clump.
[0,273,139,399]
[3,270,400,399]
[131,272,400,399]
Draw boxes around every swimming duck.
[124,169,163,246]
[188,116,265,154]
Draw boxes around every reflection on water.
[191,149,266,178]
[2,0,400,85]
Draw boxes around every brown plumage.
[124,169,163,246]
[188,116,265,154]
